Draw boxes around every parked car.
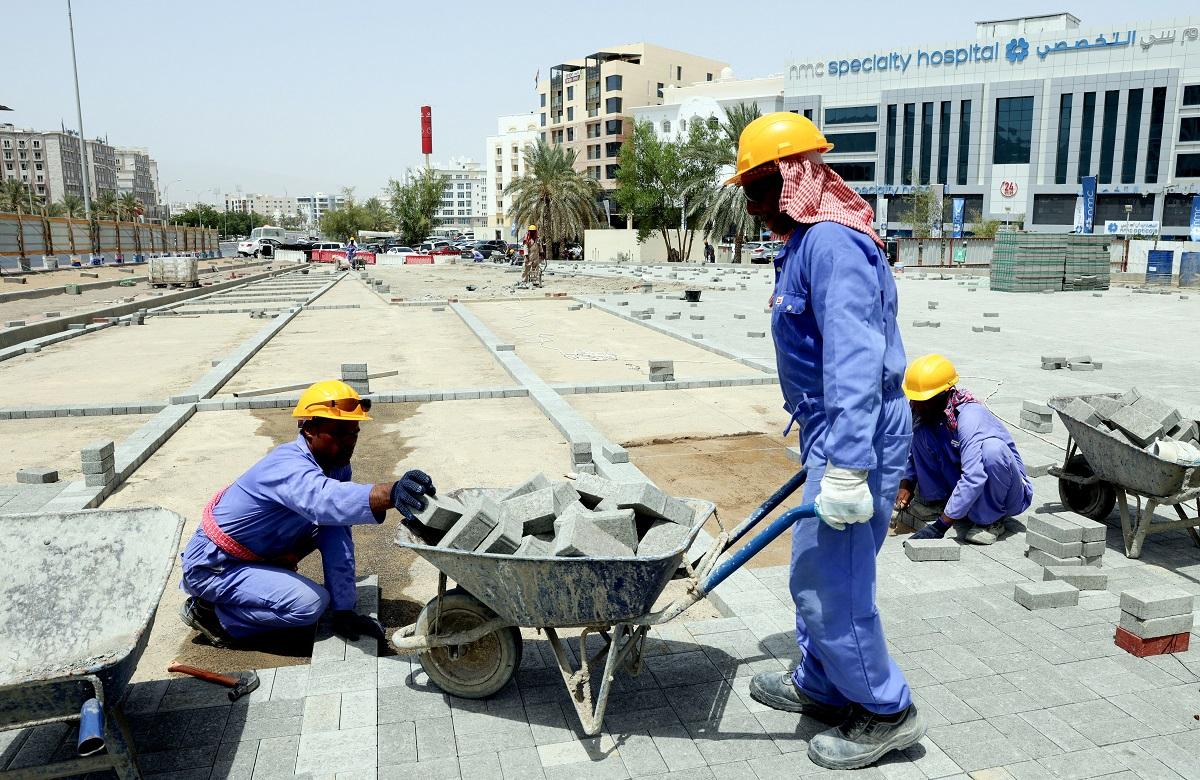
[237,237,281,257]
[747,241,784,264]
[418,240,453,254]
[564,242,583,260]
[385,245,415,255]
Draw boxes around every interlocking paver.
[295,725,377,774]
[377,721,416,766]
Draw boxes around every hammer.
[168,664,260,702]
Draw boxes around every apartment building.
[484,114,540,238]
[225,193,299,221]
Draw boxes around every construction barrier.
[311,249,377,265]
[896,237,994,267]
[404,255,434,265]
[0,213,217,265]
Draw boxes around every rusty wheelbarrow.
[391,472,815,736]
[0,507,184,778]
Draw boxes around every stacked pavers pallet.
[1115,586,1194,656]
[991,232,1110,292]
[1024,513,1106,567]
[341,363,369,395]
[81,440,116,488]
[1019,400,1054,433]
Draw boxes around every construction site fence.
[896,238,996,267]
[0,212,219,262]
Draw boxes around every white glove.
[814,466,874,531]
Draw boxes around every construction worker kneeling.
[895,354,1034,544]
[177,380,436,650]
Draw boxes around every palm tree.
[694,103,762,264]
[117,192,143,222]
[58,193,84,218]
[0,179,43,214]
[94,190,118,220]
[505,140,601,259]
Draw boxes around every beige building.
[485,114,540,238]
[225,193,299,221]
[116,146,162,220]
[536,43,730,190]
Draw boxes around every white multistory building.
[428,158,486,234]
[296,192,345,229]
[225,193,299,222]
[485,114,540,239]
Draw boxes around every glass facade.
[992,96,1034,164]
[824,106,878,125]
[1078,92,1096,179]
[605,97,622,114]
[1098,90,1119,183]
[1180,117,1200,144]
[1120,89,1143,184]
[1032,194,1078,225]
[605,75,622,91]
[1055,93,1072,184]
[825,132,877,154]
[828,162,876,181]
[884,105,897,185]
[957,100,971,185]
[901,103,915,185]
[937,101,951,184]
[1145,86,1167,183]
[1178,154,1200,178]
[605,119,622,135]
[919,102,933,184]
[605,141,621,157]
[1184,85,1200,106]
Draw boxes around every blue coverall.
[905,402,1033,525]
[180,435,379,638]
[771,222,912,716]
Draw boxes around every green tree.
[58,193,85,218]
[505,140,601,259]
[615,120,721,262]
[172,204,226,229]
[965,208,1001,239]
[0,179,44,214]
[361,196,392,231]
[387,169,450,246]
[319,187,375,241]
[901,186,948,238]
[94,190,119,220]
[277,213,307,230]
[117,192,143,222]
[692,103,762,263]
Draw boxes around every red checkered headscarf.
[777,154,883,248]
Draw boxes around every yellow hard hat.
[528,224,537,231]
[903,354,959,401]
[292,380,372,421]
[726,112,834,186]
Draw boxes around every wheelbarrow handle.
[726,468,808,548]
[699,502,817,595]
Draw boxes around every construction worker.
[178,380,436,649]
[900,354,1033,544]
[727,113,923,770]
[520,224,543,287]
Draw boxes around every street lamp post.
[1122,203,1134,273]
[66,0,92,220]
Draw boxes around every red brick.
[1114,626,1191,657]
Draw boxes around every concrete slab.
[567,385,791,444]
[0,415,151,483]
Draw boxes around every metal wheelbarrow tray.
[391,477,817,735]
[0,507,185,778]
[1048,394,1200,558]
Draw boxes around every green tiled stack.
[991,232,1111,293]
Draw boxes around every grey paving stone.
[498,745,546,780]
[1035,746,1123,780]
[455,723,535,757]
[301,692,341,733]
[295,725,377,774]
[211,738,260,779]
[252,734,300,779]
[645,650,725,688]
[137,745,218,774]
[1119,586,1194,620]
[378,720,417,766]
[130,705,230,752]
[378,757,461,779]
[340,688,378,730]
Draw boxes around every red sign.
[420,105,433,155]
[1000,180,1018,198]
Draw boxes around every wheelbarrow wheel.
[415,589,521,699]
[1058,454,1116,521]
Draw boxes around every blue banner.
[1191,195,1200,243]
[951,198,965,238]
[1081,176,1097,234]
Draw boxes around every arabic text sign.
[1104,220,1160,237]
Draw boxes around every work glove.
[391,470,436,522]
[911,518,953,541]
[331,610,387,644]
[814,466,874,531]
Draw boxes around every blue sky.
[2,0,1184,202]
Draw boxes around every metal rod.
[66,0,92,220]
[701,503,817,594]
[726,469,807,548]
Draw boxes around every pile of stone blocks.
[341,363,369,395]
[1019,400,1054,434]
[1014,580,1079,610]
[648,360,674,383]
[1115,586,1194,656]
[1024,513,1106,567]
[1041,354,1103,371]
[571,440,595,475]
[415,474,695,560]
[81,440,116,488]
[903,538,960,561]
[1058,389,1195,451]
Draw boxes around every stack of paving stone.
[81,440,115,488]
[1019,400,1054,433]
[991,233,1110,292]
[340,363,369,395]
[1040,354,1102,371]
[648,359,674,382]
[1115,586,1194,656]
[408,473,695,559]
[1057,389,1197,450]
[1024,513,1107,567]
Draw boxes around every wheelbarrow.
[0,507,185,778]
[1048,394,1200,558]
[391,471,814,736]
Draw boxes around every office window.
[1032,194,1078,225]
[992,96,1034,164]
[1120,89,1143,184]
[606,141,622,157]
[540,113,546,127]
[662,119,671,133]
[540,94,546,107]
[1078,92,1096,179]
[1184,85,1200,106]
[566,127,574,142]
[656,82,664,99]
[32,140,39,148]
[605,119,623,135]
[606,164,619,179]
[901,103,915,185]
[919,102,933,184]
[1097,90,1120,183]
[567,107,574,121]
[567,86,574,101]
[588,123,601,139]
[824,132,876,154]
[936,101,951,184]
[675,66,682,80]
[824,106,878,125]
[957,100,971,185]
[884,105,897,185]
[827,162,876,181]
[1179,154,1200,178]
[706,72,713,81]
[605,74,622,91]
[1055,94,1073,184]
[1179,117,1200,143]
[1143,87,1164,183]
[803,109,813,120]
[605,97,622,114]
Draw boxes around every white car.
[237,237,280,257]
[385,246,415,255]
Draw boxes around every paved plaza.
[2,260,1199,778]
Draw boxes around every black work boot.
[748,671,852,723]
[179,597,235,648]
[808,703,927,770]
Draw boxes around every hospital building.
[634,12,1200,238]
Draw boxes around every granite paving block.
[301,692,341,733]
[1026,529,1084,558]
[377,721,417,767]
[15,468,58,484]
[1118,611,1194,640]
[1119,586,1194,620]
[295,725,377,774]
[1108,405,1163,447]
[413,495,466,532]
[503,482,581,535]
[1043,566,1108,590]
[553,510,634,557]
[1131,396,1182,432]
[438,496,502,551]
[637,520,693,557]
[80,439,115,461]
[904,538,961,561]
[1025,548,1082,568]
[1014,581,1079,610]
